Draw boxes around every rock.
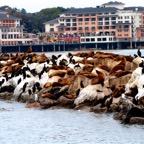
[0,92,13,100]
[57,96,75,108]
[113,112,125,121]
[26,101,40,108]
[39,97,58,109]
[68,75,91,94]
[130,117,144,124]
[110,103,119,112]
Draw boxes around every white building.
[0,11,33,45]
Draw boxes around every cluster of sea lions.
[1,47,144,124]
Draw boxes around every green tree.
[39,35,44,41]
[32,29,39,34]
[21,8,27,14]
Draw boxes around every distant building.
[0,11,34,45]
[44,1,144,46]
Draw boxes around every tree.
[32,29,39,34]
[21,8,27,15]
[46,35,51,42]
[39,35,44,41]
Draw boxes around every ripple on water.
[0,100,144,144]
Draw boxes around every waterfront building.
[44,1,144,49]
[0,11,34,46]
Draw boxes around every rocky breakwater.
[0,47,144,124]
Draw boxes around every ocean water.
[0,49,144,144]
[45,49,142,57]
[0,100,144,144]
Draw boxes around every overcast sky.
[1,0,144,13]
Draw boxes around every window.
[91,18,96,21]
[98,22,103,25]
[72,27,77,30]
[50,24,54,26]
[50,28,54,31]
[105,22,109,25]
[111,17,116,20]
[125,34,128,36]
[84,18,89,21]
[124,16,129,19]
[66,28,70,31]
[102,38,106,41]
[86,38,90,42]
[109,38,112,41]
[105,26,109,29]
[81,38,85,42]
[118,25,122,28]
[66,23,71,26]
[98,26,102,29]
[91,38,95,41]
[85,27,89,30]
[72,19,76,22]
[91,27,95,30]
[72,23,77,26]
[78,18,83,22]
[66,19,71,22]
[111,26,116,29]
[60,19,64,21]
[105,17,109,21]
[112,21,116,25]
[78,27,83,30]
[98,13,102,15]
[104,12,109,15]
[2,34,5,39]
[111,12,116,14]
[91,22,95,24]
[97,38,101,41]
[14,34,17,38]
[124,25,129,28]
[60,23,64,26]
[85,22,89,25]
[98,17,103,21]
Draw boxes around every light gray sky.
[1,0,144,13]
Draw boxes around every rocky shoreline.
[0,47,144,124]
